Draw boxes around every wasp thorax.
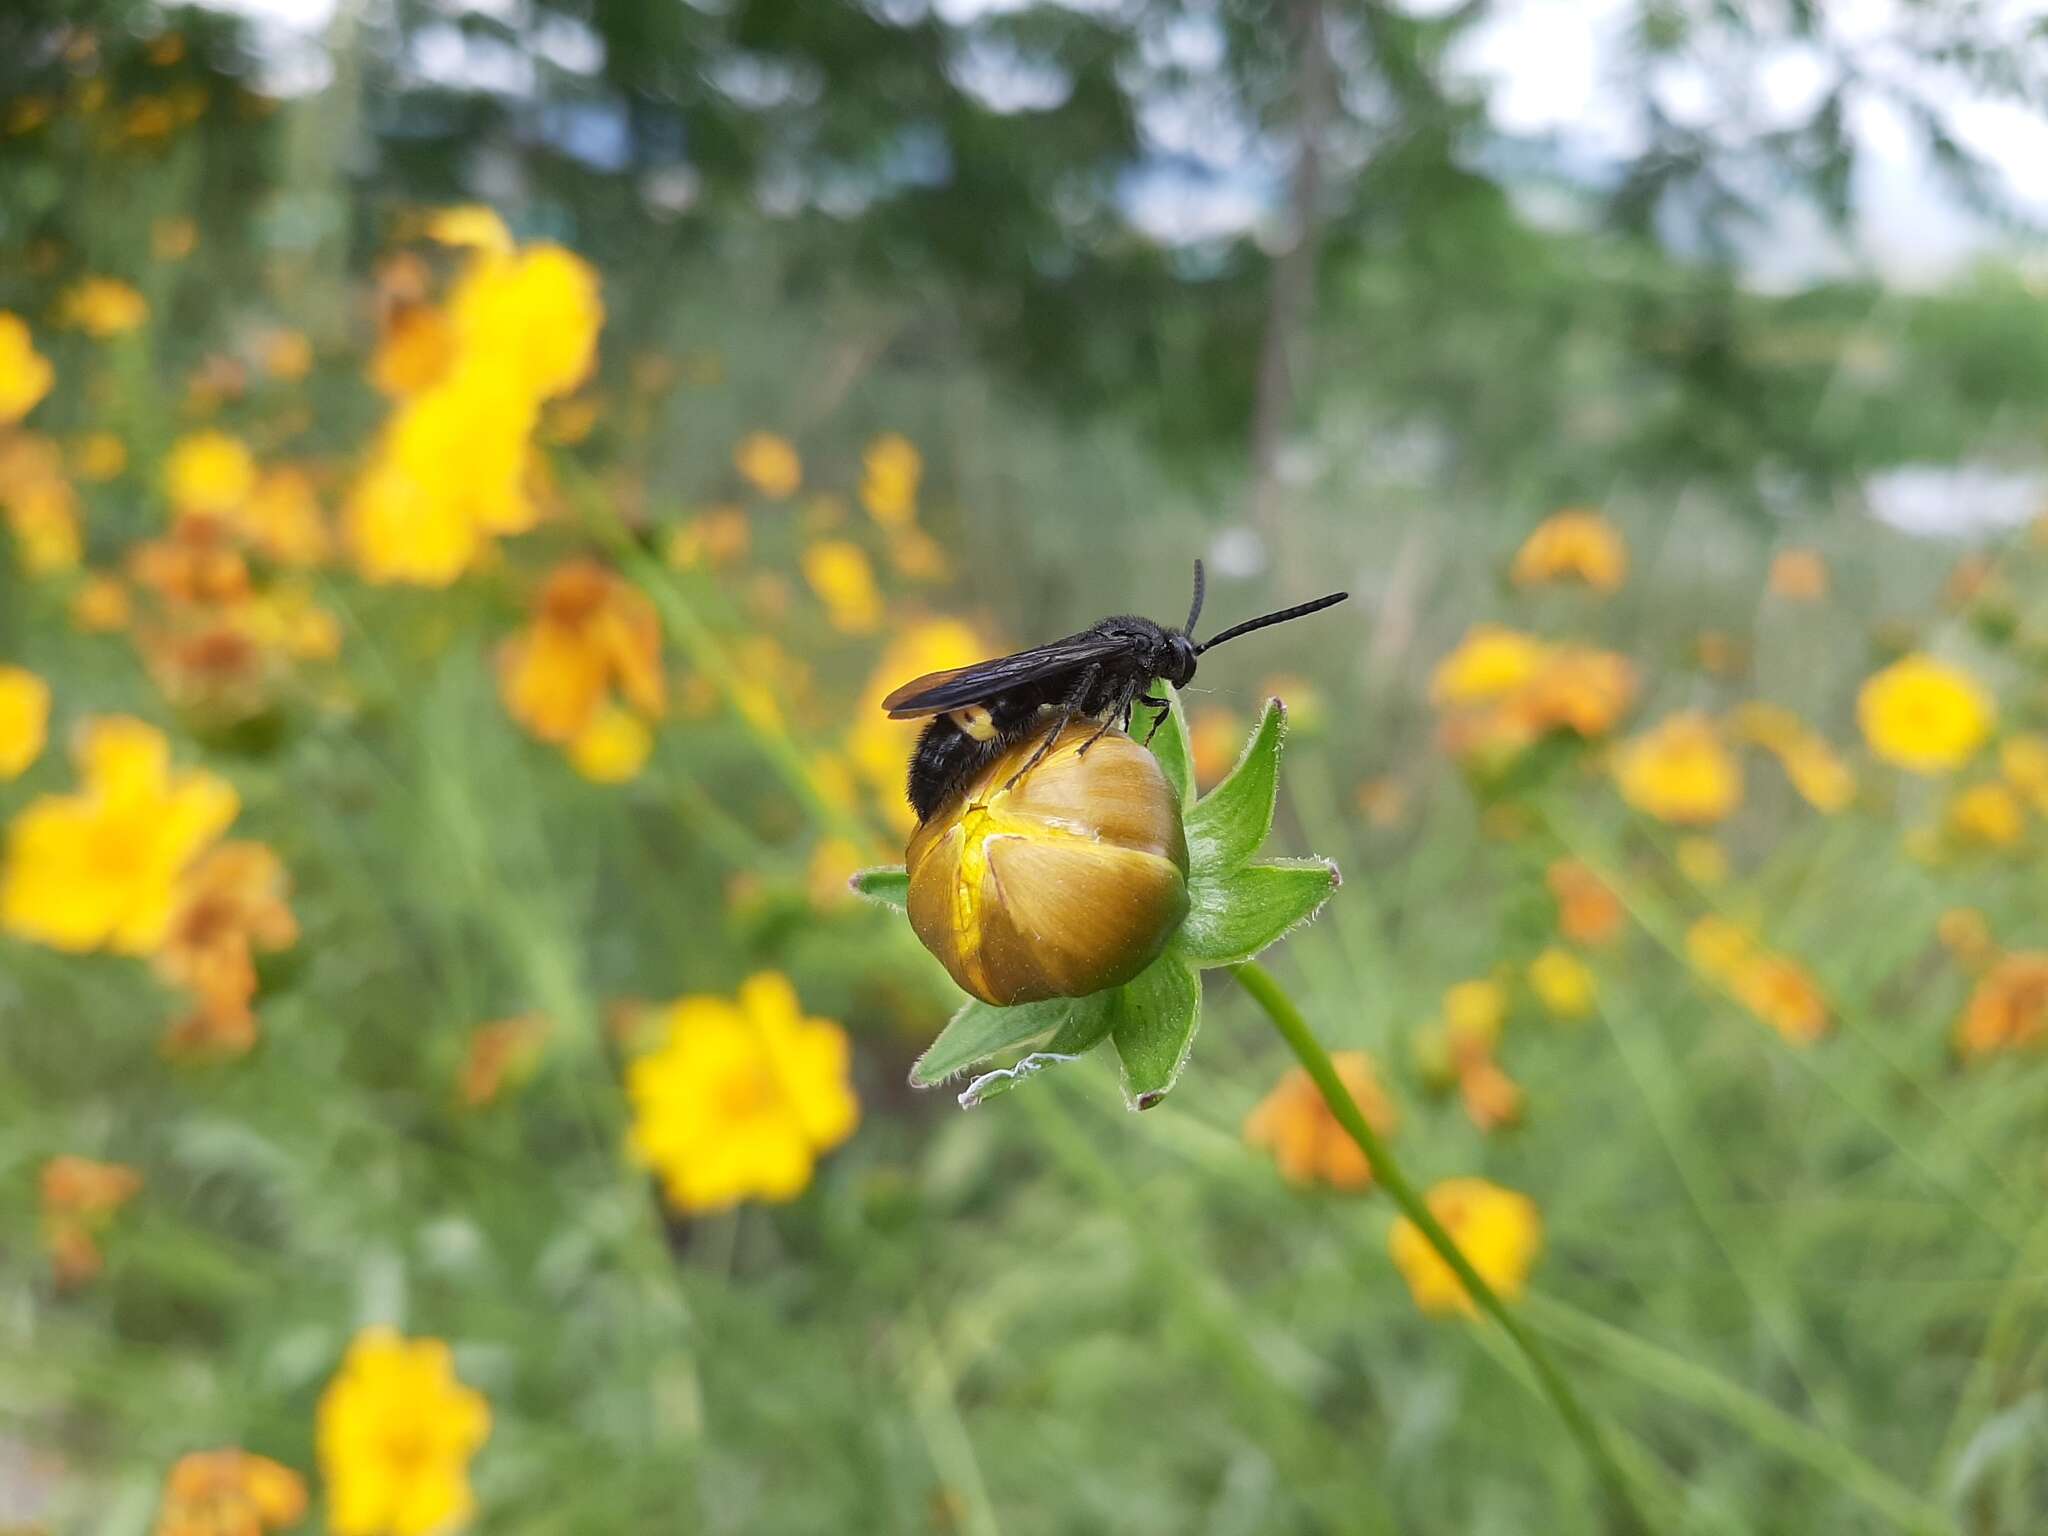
[906,720,1190,1007]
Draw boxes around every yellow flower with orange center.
[0,311,53,423]
[59,276,149,337]
[1614,712,1742,825]
[1955,953,2048,1060]
[1857,654,1993,774]
[497,560,664,781]
[1388,1177,1542,1316]
[626,972,859,1212]
[165,430,258,521]
[0,664,50,779]
[801,539,883,634]
[734,431,802,498]
[39,1154,141,1286]
[1243,1052,1397,1191]
[155,1449,307,1536]
[317,1328,490,1536]
[1510,508,1627,592]
[860,433,923,527]
[1768,547,1829,600]
[2,716,239,954]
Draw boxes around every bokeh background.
[8,0,2048,1530]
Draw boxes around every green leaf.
[1137,685,1195,808]
[1109,953,1203,1110]
[849,866,909,910]
[1185,699,1285,872]
[1177,858,1339,966]
[909,993,1109,1087]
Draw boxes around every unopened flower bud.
[906,721,1189,1006]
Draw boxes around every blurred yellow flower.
[0,665,51,778]
[667,506,750,570]
[0,432,82,573]
[498,560,664,769]
[1858,654,1992,774]
[1511,508,1627,592]
[0,311,53,422]
[426,204,514,254]
[1685,914,1752,980]
[1614,712,1742,825]
[1955,953,2048,1060]
[1686,916,1828,1044]
[1431,624,1544,703]
[0,716,238,954]
[627,972,859,1212]
[40,1154,142,1287]
[156,1449,307,1536]
[448,244,603,399]
[1527,947,1595,1020]
[1936,907,1995,969]
[802,539,883,633]
[1189,707,1245,789]
[70,431,128,482]
[71,573,132,633]
[1674,835,1729,887]
[848,619,992,833]
[1443,978,1506,1048]
[1547,858,1623,945]
[1389,1177,1542,1317]
[369,304,454,397]
[239,468,331,566]
[860,432,923,527]
[318,1328,490,1536]
[59,276,149,337]
[1511,645,1636,738]
[1999,732,2048,813]
[154,841,298,1059]
[1243,1052,1397,1191]
[566,702,653,784]
[1946,781,2024,849]
[1734,703,1855,813]
[1768,548,1829,600]
[165,431,258,520]
[734,431,802,498]
[888,525,949,583]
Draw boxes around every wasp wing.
[882,631,1130,718]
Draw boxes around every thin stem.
[1230,958,1649,1532]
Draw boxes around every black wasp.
[882,561,1349,822]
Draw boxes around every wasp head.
[1160,631,1199,688]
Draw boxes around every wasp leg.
[1137,692,1171,745]
[1079,676,1144,756]
[1005,663,1099,792]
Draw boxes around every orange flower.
[1433,627,1636,761]
[156,1449,307,1536]
[1768,548,1829,600]
[40,1154,141,1285]
[734,431,802,498]
[1510,508,1627,592]
[1687,916,1829,1044]
[154,841,298,1058]
[498,560,664,779]
[1547,859,1623,945]
[1956,953,2048,1060]
[1189,708,1246,789]
[1243,1052,1397,1190]
[458,1014,553,1108]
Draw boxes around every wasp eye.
[905,721,1189,1006]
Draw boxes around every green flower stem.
[1230,958,1648,1531]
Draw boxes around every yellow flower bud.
[906,721,1189,1006]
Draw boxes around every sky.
[193,0,2048,290]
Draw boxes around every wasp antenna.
[1194,590,1349,655]
[1185,559,1206,639]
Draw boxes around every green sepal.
[909,992,1111,1088]
[1109,952,1203,1110]
[1177,857,1338,967]
[850,866,910,910]
[1185,698,1284,873]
